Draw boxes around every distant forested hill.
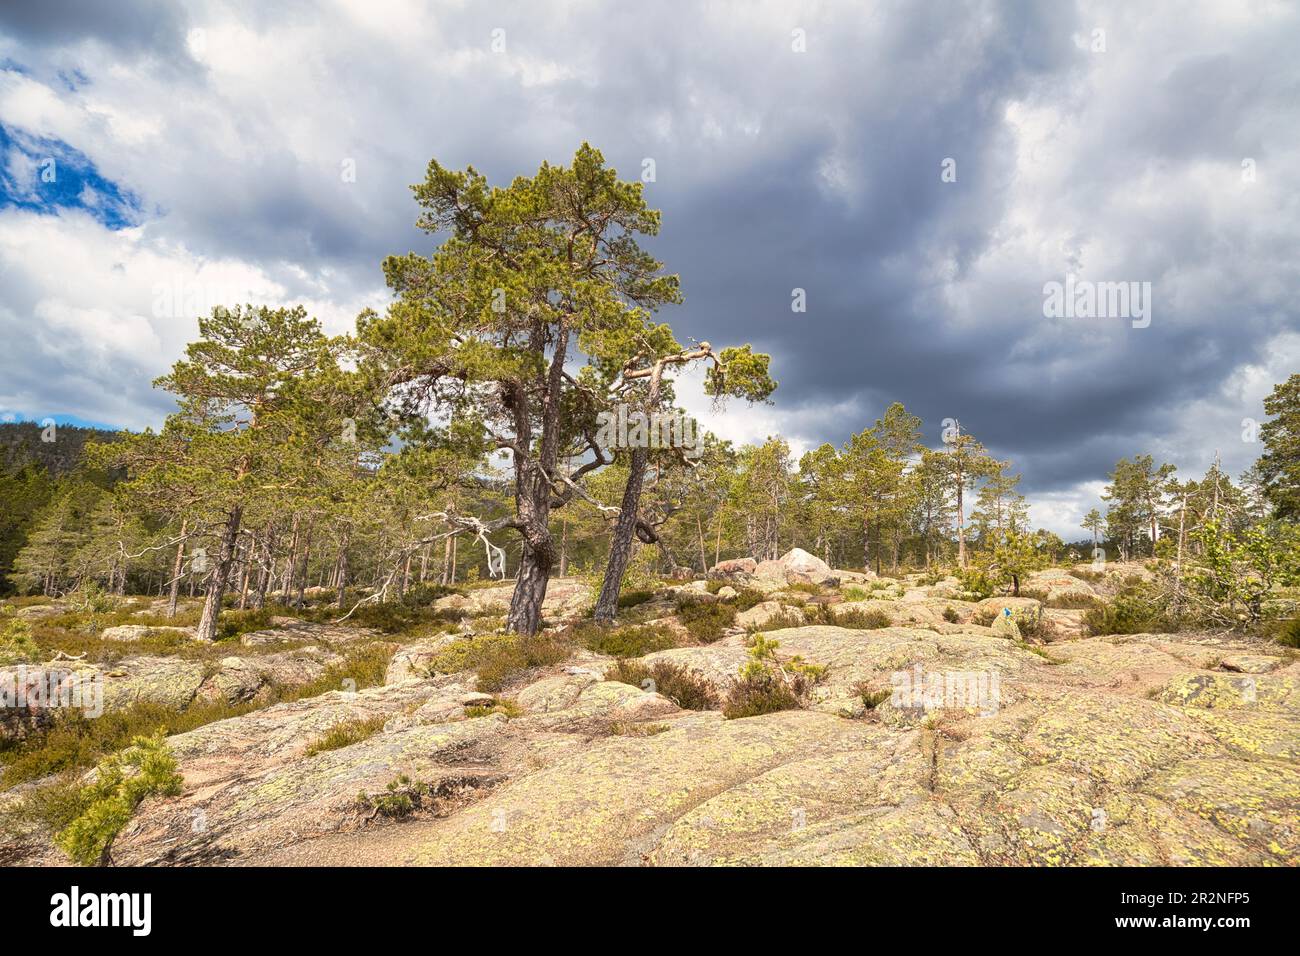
[0,422,120,476]
[0,422,122,594]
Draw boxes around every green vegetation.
[303,716,388,756]
[0,607,38,664]
[1082,585,1174,636]
[1,643,394,787]
[1267,616,1300,648]
[829,606,892,629]
[957,567,996,600]
[783,581,822,596]
[571,621,679,658]
[616,590,656,609]
[607,659,719,711]
[673,596,737,643]
[357,774,423,819]
[424,632,570,692]
[464,698,522,719]
[723,634,823,720]
[54,734,183,866]
[853,682,892,709]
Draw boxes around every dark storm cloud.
[1,0,1298,531]
[0,0,190,58]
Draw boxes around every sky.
[0,0,1297,539]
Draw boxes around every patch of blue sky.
[0,122,141,229]
[0,411,122,431]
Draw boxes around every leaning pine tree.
[360,144,772,635]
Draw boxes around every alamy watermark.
[1,666,103,718]
[595,404,701,459]
[890,665,1001,716]
[1043,274,1151,328]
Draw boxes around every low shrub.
[0,608,38,665]
[723,669,802,719]
[401,582,462,608]
[831,607,892,630]
[474,633,571,692]
[1262,615,1300,648]
[570,621,678,658]
[427,631,571,692]
[617,590,656,609]
[1082,586,1174,636]
[784,581,822,596]
[55,733,183,866]
[852,681,892,710]
[215,607,278,641]
[2,642,398,788]
[957,568,996,600]
[357,774,422,819]
[303,716,388,756]
[941,607,960,624]
[607,659,719,711]
[722,634,823,719]
[673,597,737,643]
[464,698,522,718]
[281,644,395,701]
[1045,593,1102,609]
[746,609,808,632]
[2,699,256,788]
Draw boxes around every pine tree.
[149,305,352,641]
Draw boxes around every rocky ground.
[2,552,1296,867]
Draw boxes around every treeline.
[3,145,1297,642]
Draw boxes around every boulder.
[708,557,758,580]
[774,547,839,587]
[194,647,343,705]
[1024,570,1098,602]
[15,603,65,619]
[750,549,840,588]
[736,601,803,631]
[517,673,597,713]
[100,624,198,642]
[0,664,98,743]
[385,634,464,684]
[977,596,1042,626]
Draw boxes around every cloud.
[0,0,1297,538]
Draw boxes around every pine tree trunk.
[559,516,569,576]
[295,527,312,607]
[594,452,652,623]
[956,475,967,569]
[440,534,453,586]
[166,519,188,618]
[196,505,242,642]
[281,516,300,598]
[594,362,669,623]
[508,536,551,634]
[334,533,350,608]
[253,533,273,610]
